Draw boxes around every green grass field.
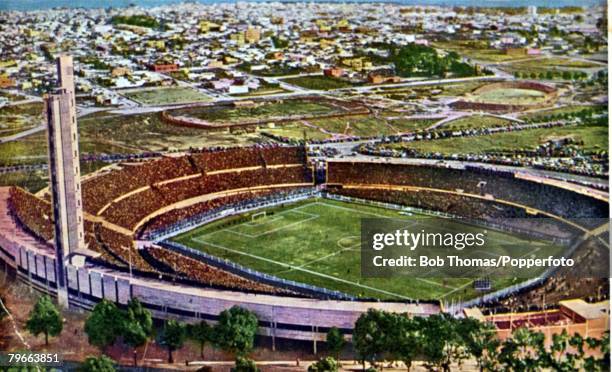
[174,100,338,124]
[123,87,212,105]
[385,122,607,155]
[442,115,512,131]
[172,198,564,301]
[0,102,43,138]
[472,88,546,105]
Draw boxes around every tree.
[188,320,213,358]
[353,309,389,369]
[420,314,465,372]
[460,318,500,372]
[499,327,547,371]
[159,319,186,364]
[326,327,346,361]
[79,355,116,372]
[308,356,339,372]
[388,315,421,371]
[25,295,63,346]
[232,356,260,372]
[84,300,124,353]
[121,299,154,366]
[214,306,259,357]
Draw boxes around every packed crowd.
[328,187,576,240]
[189,145,306,172]
[145,246,292,295]
[101,166,312,231]
[82,156,196,214]
[139,188,297,236]
[326,162,609,222]
[82,146,307,215]
[8,187,54,243]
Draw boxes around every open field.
[261,122,332,141]
[441,115,512,131]
[173,99,339,123]
[506,57,603,71]
[0,111,266,166]
[519,105,604,121]
[385,122,607,154]
[0,102,42,138]
[172,198,564,301]
[262,116,438,141]
[378,80,486,100]
[122,86,212,105]
[432,41,539,63]
[471,88,547,105]
[0,169,48,193]
[281,75,356,90]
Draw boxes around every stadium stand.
[144,246,292,295]
[7,187,54,243]
[326,161,608,222]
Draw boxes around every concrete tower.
[45,55,85,307]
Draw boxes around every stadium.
[0,143,608,343]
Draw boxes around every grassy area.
[378,80,486,100]
[432,41,537,63]
[77,112,265,152]
[442,115,512,131]
[472,88,546,105]
[387,118,438,133]
[0,161,108,193]
[263,116,439,141]
[0,102,43,138]
[281,75,356,90]
[172,198,561,301]
[0,111,267,166]
[519,105,604,121]
[385,123,607,154]
[261,122,332,141]
[0,132,47,166]
[508,57,602,70]
[175,100,338,124]
[122,87,211,105]
[0,169,48,193]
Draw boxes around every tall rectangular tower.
[45,55,85,307]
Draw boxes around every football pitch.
[172,198,565,301]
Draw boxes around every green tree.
[388,315,421,371]
[214,306,259,357]
[122,298,154,366]
[25,295,63,346]
[159,319,186,364]
[353,309,389,369]
[326,327,346,360]
[308,356,339,372]
[460,318,500,372]
[84,300,124,353]
[499,327,547,371]
[232,356,260,372]
[188,320,213,358]
[583,331,609,371]
[420,314,465,372]
[79,355,116,372]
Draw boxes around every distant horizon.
[0,0,606,12]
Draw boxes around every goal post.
[251,211,267,222]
